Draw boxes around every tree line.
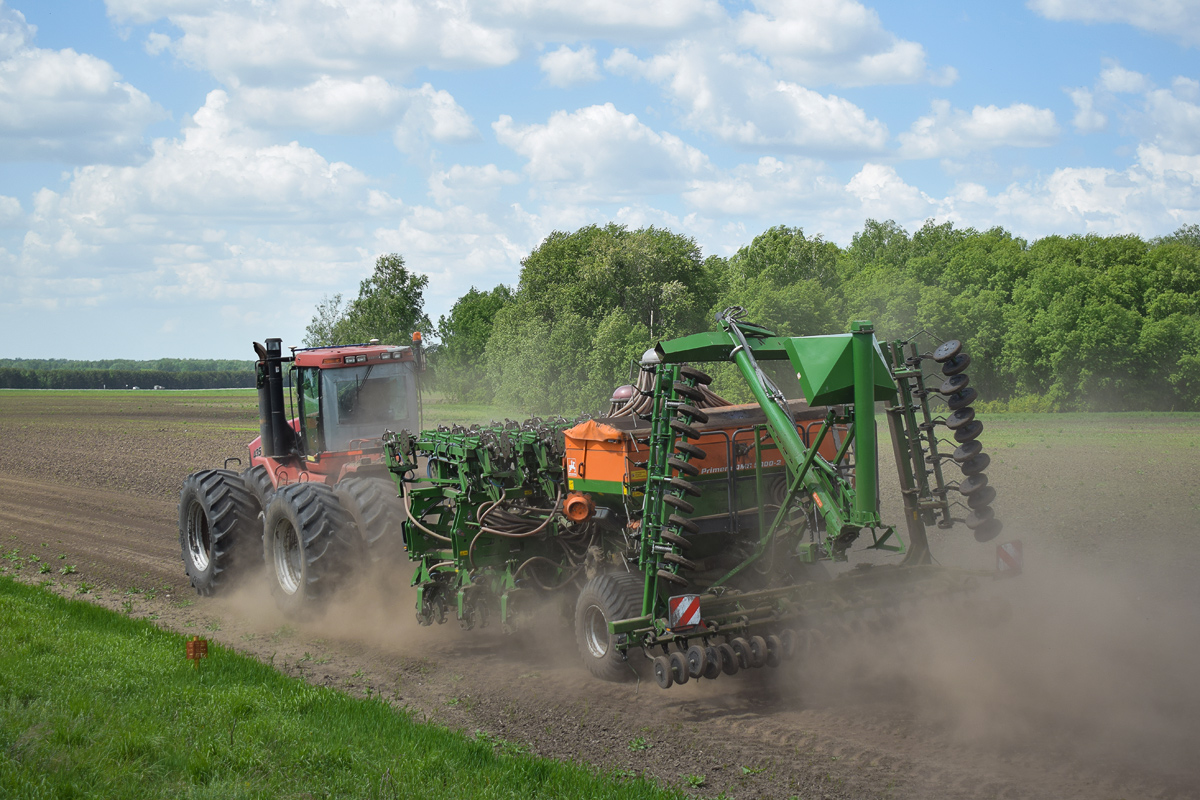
[0,368,255,390]
[307,221,1200,414]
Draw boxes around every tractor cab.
[292,343,419,454]
[249,335,423,487]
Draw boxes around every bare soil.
[2,391,1199,799]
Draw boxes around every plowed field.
[2,389,1199,799]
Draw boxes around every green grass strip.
[0,578,680,800]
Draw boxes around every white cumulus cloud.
[1068,88,1107,133]
[899,100,1060,159]
[0,3,163,163]
[607,44,889,155]
[735,0,956,86]
[494,103,710,201]
[1029,0,1200,47]
[539,44,601,87]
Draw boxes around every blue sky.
[2,0,1198,359]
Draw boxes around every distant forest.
[0,358,256,390]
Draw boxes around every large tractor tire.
[178,469,260,596]
[334,476,406,563]
[575,572,645,682]
[263,483,358,616]
[242,464,276,514]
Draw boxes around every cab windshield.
[320,361,412,451]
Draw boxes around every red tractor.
[178,334,423,611]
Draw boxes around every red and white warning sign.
[668,594,701,629]
[996,540,1023,576]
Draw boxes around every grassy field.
[0,577,681,800]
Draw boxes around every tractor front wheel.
[178,469,260,596]
[263,483,358,616]
[575,572,645,682]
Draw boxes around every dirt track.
[2,391,1199,799]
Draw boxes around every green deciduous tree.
[436,285,515,403]
[303,254,432,349]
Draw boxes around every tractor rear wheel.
[178,469,260,596]
[263,483,358,616]
[335,476,406,563]
[575,572,644,682]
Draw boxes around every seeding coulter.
[383,309,1001,687]
[179,310,1000,687]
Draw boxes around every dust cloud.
[780,536,1200,786]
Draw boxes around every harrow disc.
[953,440,983,462]
[954,419,984,443]
[967,485,997,509]
[958,473,989,495]
[959,453,991,476]
[947,387,978,411]
[932,339,962,362]
[972,518,1004,542]
[946,407,976,430]
[965,506,996,529]
[940,374,970,395]
[942,353,972,376]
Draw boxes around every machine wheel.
[673,382,705,402]
[764,634,783,667]
[242,465,276,513]
[659,530,692,550]
[667,514,699,535]
[652,655,674,689]
[668,651,690,685]
[685,644,708,678]
[178,469,260,597]
[668,477,701,497]
[747,635,768,668]
[702,646,723,680]
[717,642,739,675]
[674,442,707,461]
[663,495,695,515]
[674,404,710,425]
[942,353,972,375]
[669,420,701,440]
[656,569,689,587]
[668,457,700,477]
[263,483,358,616]
[335,476,406,563]
[575,572,644,682]
[730,637,753,669]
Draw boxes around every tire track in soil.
[0,474,189,594]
